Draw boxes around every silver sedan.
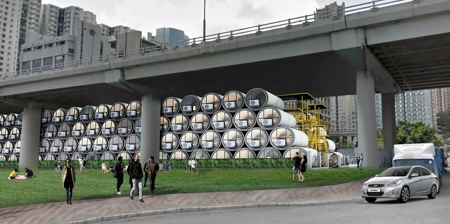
[361,166,439,203]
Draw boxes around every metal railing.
[0,0,415,80]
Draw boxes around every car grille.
[368,184,385,187]
[367,192,384,196]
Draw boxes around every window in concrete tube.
[162,106,173,114]
[71,130,80,136]
[203,141,213,149]
[109,144,118,151]
[78,146,87,152]
[101,128,110,135]
[93,145,102,151]
[225,101,236,109]
[181,142,192,150]
[135,127,141,133]
[162,143,172,150]
[226,140,236,149]
[182,105,192,112]
[237,120,248,128]
[111,111,119,118]
[249,99,260,107]
[126,144,135,151]
[86,129,95,136]
[250,140,260,147]
[192,123,202,130]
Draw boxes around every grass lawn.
[0,167,384,208]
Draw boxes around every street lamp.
[203,0,206,42]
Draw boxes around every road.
[98,174,450,224]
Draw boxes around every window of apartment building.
[32,59,41,68]
[21,61,30,71]
[55,55,64,65]
[43,57,52,67]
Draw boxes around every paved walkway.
[0,180,365,224]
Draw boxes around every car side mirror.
[375,174,379,177]
[410,173,419,178]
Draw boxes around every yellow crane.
[278,93,329,165]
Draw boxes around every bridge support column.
[381,92,397,167]
[140,94,161,164]
[19,104,41,170]
[356,70,378,168]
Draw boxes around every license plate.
[368,188,380,192]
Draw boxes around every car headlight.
[387,179,402,187]
[363,181,368,187]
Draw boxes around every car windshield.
[378,167,411,177]
[393,159,436,175]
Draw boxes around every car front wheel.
[365,198,377,203]
[397,186,409,203]
[428,185,437,199]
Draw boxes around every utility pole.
[203,0,206,42]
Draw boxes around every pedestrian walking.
[359,153,364,170]
[128,154,144,202]
[77,156,83,173]
[356,155,361,169]
[292,152,301,183]
[62,159,76,205]
[299,153,307,182]
[114,156,124,195]
[144,156,159,195]
[54,160,58,172]
[143,158,150,187]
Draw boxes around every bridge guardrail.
[0,0,414,80]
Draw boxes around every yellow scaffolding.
[278,93,329,154]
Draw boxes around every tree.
[437,109,450,132]
[396,120,443,146]
[436,109,450,145]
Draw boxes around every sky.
[42,0,367,39]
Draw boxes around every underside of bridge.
[369,32,450,92]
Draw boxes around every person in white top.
[77,157,83,173]
[101,162,109,173]
[189,157,198,173]
[188,159,193,172]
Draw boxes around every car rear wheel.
[397,186,409,203]
[428,185,437,199]
[365,198,377,203]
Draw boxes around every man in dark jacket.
[127,154,144,202]
[144,156,159,195]
[143,158,150,187]
[114,156,124,195]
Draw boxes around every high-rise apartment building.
[39,4,60,37]
[61,6,94,36]
[432,87,450,113]
[329,95,357,133]
[0,0,22,74]
[374,90,435,128]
